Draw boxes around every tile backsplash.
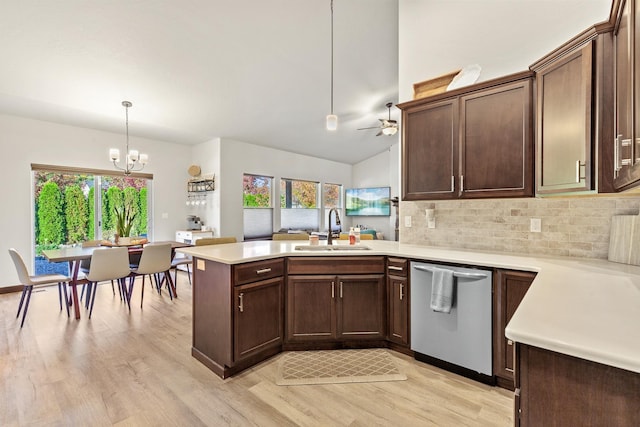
[400,195,640,259]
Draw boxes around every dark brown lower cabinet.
[493,269,536,390]
[387,257,410,347]
[286,274,385,342]
[337,275,386,339]
[233,277,283,362]
[515,343,640,426]
[191,258,284,379]
[286,275,336,341]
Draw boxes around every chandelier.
[109,101,148,175]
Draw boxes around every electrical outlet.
[530,218,541,232]
[404,216,412,228]
[161,212,169,219]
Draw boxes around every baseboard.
[0,285,22,294]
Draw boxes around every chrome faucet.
[327,208,341,246]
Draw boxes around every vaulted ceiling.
[0,1,613,165]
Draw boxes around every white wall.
[189,138,221,235]
[398,0,612,101]
[351,142,400,240]
[218,139,353,241]
[0,113,190,288]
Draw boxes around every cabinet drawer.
[234,258,284,285]
[287,256,385,275]
[387,257,408,277]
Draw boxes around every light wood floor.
[0,273,514,426]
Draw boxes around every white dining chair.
[9,248,71,327]
[85,247,132,318]
[129,243,173,308]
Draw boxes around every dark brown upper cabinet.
[613,0,640,190]
[531,24,615,194]
[398,71,534,201]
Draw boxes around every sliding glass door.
[32,165,151,275]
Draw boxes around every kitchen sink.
[294,244,371,251]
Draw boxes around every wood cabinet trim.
[397,70,534,110]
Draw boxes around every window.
[32,164,151,275]
[243,174,273,240]
[280,178,319,231]
[323,183,343,232]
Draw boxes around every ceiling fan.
[357,102,398,136]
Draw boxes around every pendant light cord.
[125,103,130,157]
[330,0,334,115]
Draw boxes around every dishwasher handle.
[412,265,488,280]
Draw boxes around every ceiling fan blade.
[376,130,383,136]
[357,126,381,130]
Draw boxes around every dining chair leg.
[19,285,33,327]
[186,263,192,286]
[16,286,28,319]
[84,283,92,309]
[60,282,70,317]
[154,273,162,294]
[140,275,145,308]
[58,283,63,311]
[124,278,132,310]
[111,279,115,296]
[88,282,98,318]
[165,271,175,300]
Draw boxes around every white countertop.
[177,240,640,374]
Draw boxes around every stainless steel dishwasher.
[410,261,493,383]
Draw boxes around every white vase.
[118,236,132,245]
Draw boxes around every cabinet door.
[517,344,640,426]
[460,79,533,198]
[234,277,283,362]
[336,274,386,340]
[615,0,635,188]
[402,98,458,200]
[387,275,409,346]
[286,275,336,341]
[536,42,593,193]
[493,269,536,388]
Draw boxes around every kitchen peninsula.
[177,240,640,424]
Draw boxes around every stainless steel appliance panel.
[410,261,492,376]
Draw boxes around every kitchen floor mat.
[275,349,407,386]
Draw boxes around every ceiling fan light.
[326,114,338,131]
[382,126,397,136]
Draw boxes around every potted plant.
[114,203,136,245]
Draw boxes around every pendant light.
[109,101,148,175]
[326,0,337,131]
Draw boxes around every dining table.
[42,241,192,319]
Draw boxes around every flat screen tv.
[345,187,391,216]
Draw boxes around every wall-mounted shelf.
[188,176,215,193]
